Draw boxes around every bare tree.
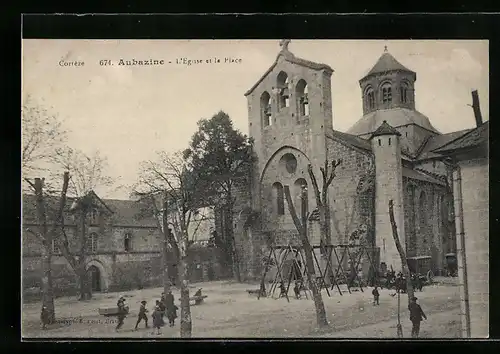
[307,160,342,283]
[388,199,415,306]
[22,96,68,196]
[136,151,204,338]
[284,185,329,329]
[133,190,179,295]
[24,172,70,323]
[22,96,67,174]
[52,148,114,197]
[50,149,115,300]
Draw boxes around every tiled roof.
[432,121,489,153]
[364,52,415,78]
[416,128,473,160]
[244,49,334,96]
[347,108,440,136]
[327,130,372,152]
[402,167,446,186]
[22,194,158,227]
[370,120,401,139]
[104,198,158,227]
[22,194,78,225]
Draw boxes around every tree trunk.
[162,195,171,294]
[78,211,91,300]
[319,204,334,286]
[284,186,329,328]
[388,200,414,307]
[226,187,241,282]
[178,227,192,338]
[34,178,56,324]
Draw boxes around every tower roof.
[363,50,415,79]
[370,120,401,139]
[347,108,440,137]
[244,40,334,96]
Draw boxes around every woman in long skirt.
[152,306,163,335]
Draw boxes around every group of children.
[133,290,179,335]
[40,291,179,335]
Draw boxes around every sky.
[22,40,489,199]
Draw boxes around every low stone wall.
[22,246,226,302]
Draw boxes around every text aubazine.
[118,59,165,66]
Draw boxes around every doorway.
[88,265,101,292]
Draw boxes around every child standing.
[152,305,163,335]
[40,306,49,330]
[135,300,149,330]
[372,286,380,305]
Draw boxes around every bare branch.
[284,185,304,236]
[307,164,323,208]
[23,178,36,190]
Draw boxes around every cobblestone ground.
[22,279,461,339]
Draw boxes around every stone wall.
[326,137,375,245]
[23,247,226,302]
[457,157,489,338]
[403,177,450,274]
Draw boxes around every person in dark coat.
[159,293,167,325]
[151,305,163,335]
[416,275,423,292]
[134,300,149,330]
[155,300,165,326]
[279,281,287,298]
[372,286,380,305]
[166,303,179,327]
[163,290,177,326]
[293,280,303,299]
[40,305,50,329]
[164,290,175,309]
[408,296,427,338]
[115,295,128,331]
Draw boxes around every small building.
[22,191,224,300]
[434,120,489,338]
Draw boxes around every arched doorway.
[88,265,101,292]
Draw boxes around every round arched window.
[279,153,298,174]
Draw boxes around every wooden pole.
[471,90,483,128]
[397,288,403,338]
[388,200,414,308]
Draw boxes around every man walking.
[134,300,149,330]
[115,295,128,331]
[408,296,427,338]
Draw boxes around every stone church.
[231,42,480,280]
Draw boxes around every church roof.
[363,51,415,79]
[327,130,372,152]
[416,128,473,160]
[402,167,446,186]
[244,49,334,96]
[369,120,401,139]
[347,108,441,136]
[432,121,489,154]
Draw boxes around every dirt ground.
[22,279,461,338]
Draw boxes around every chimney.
[471,90,483,127]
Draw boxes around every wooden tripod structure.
[328,244,379,294]
[258,243,379,300]
[258,244,312,302]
